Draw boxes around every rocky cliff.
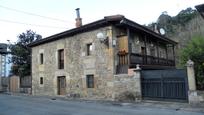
[148,8,204,66]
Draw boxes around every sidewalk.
[132,100,204,113]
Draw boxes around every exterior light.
[96,32,105,42]
[96,32,109,47]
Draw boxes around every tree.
[9,30,42,77]
[149,7,199,37]
[175,7,197,26]
[180,36,204,90]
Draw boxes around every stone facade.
[112,67,142,102]
[31,16,176,100]
[32,26,116,98]
[0,77,2,91]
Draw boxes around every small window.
[87,43,93,56]
[58,49,64,69]
[86,75,94,88]
[40,53,44,64]
[40,77,43,85]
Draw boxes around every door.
[57,76,66,95]
[117,35,129,74]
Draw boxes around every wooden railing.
[130,53,175,66]
[117,51,129,74]
[116,53,175,74]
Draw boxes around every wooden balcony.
[116,53,175,74]
[130,53,175,67]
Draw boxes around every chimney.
[153,23,159,33]
[75,8,82,27]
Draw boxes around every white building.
[0,54,6,77]
[0,43,8,77]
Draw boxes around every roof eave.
[195,4,204,19]
[120,18,177,45]
[28,19,109,47]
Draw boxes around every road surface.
[0,94,203,115]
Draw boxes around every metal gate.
[141,69,188,100]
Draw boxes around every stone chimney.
[75,8,82,27]
[153,23,159,33]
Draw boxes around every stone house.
[29,10,177,99]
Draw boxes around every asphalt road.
[0,94,203,115]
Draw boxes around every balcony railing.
[116,53,175,74]
[130,53,175,66]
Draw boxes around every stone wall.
[32,26,116,98]
[0,77,2,91]
[188,90,204,104]
[111,68,141,102]
[197,91,204,103]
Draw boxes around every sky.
[0,0,203,44]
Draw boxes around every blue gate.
[141,69,188,100]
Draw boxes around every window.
[87,43,93,56]
[86,75,94,88]
[58,49,64,69]
[40,77,43,85]
[40,53,44,64]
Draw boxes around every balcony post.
[127,28,130,66]
[165,44,168,65]
[144,35,147,64]
[156,41,159,65]
[172,45,175,66]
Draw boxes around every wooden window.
[40,77,43,85]
[40,53,43,64]
[118,36,128,52]
[86,75,94,88]
[58,49,64,69]
[87,43,92,56]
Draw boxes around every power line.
[0,5,73,23]
[0,18,68,29]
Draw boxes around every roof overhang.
[119,18,177,45]
[28,19,108,47]
[29,15,177,47]
[195,4,204,19]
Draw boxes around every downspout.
[30,48,32,95]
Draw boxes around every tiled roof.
[29,15,176,47]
